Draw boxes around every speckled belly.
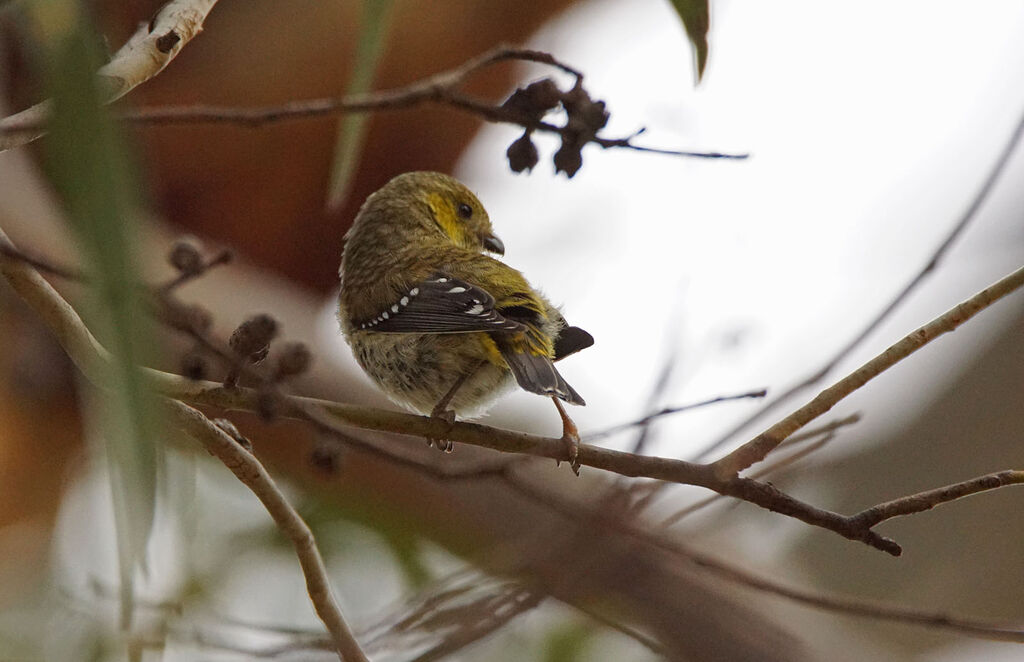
[347,331,515,417]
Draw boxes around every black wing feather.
[355,275,524,334]
[501,349,586,406]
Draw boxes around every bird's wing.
[354,274,525,334]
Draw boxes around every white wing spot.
[382,312,389,319]
[400,296,409,306]
[466,304,484,315]
[391,304,400,313]
[436,277,449,283]
[410,287,419,296]
[448,286,467,293]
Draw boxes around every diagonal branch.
[849,470,1024,529]
[3,225,1024,557]
[507,470,1024,643]
[167,400,368,662]
[693,104,1024,461]
[0,0,220,151]
[711,264,1024,478]
[683,547,1024,643]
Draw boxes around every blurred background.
[1,0,1023,660]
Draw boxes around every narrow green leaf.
[666,0,710,82]
[325,0,396,211]
[41,11,162,629]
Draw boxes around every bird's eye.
[456,203,473,220]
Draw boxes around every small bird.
[338,171,593,469]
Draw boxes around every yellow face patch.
[425,192,475,249]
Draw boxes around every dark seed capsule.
[506,132,539,173]
[169,239,203,275]
[275,342,312,379]
[230,314,278,362]
[501,78,562,118]
[553,142,583,178]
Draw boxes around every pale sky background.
[442,0,1024,460]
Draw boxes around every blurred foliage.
[299,496,433,589]
[37,5,162,628]
[542,621,594,662]
[666,0,710,81]
[326,0,396,210]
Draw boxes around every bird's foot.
[426,408,456,453]
[552,397,581,475]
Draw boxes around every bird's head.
[353,171,504,256]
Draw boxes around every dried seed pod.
[506,131,540,173]
[553,140,584,178]
[169,239,203,275]
[521,78,562,112]
[501,77,562,118]
[275,342,312,380]
[229,314,278,363]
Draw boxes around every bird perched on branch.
[338,171,593,469]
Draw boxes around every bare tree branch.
[692,104,1024,461]
[0,45,746,162]
[661,432,837,527]
[3,225,1024,557]
[683,548,1024,643]
[711,264,1024,477]
[0,0,221,151]
[167,401,368,662]
[0,227,364,660]
[849,470,1024,528]
[506,467,1024,644]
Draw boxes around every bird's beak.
[482,233,505,256]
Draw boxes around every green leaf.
[41,11,162,630]
[666,0,710,82]
[326,0,396,211]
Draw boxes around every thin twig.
[683,549,1024,643]
[692,104,1024,462]
[0,227,365,660]
[1,45,747,162]
[506,471,1024,644]
[661,433,836,527]
[627,414,861,512]
[586,389,768,443]
[0,243,88,281]
[167,401,368,661]
[849,470,1024,528]
[711,264,1024,478]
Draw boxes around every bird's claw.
[562,430,581,476]
[552,396,581,475]
[427,409,456,453]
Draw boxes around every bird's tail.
[500,349,585,406]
